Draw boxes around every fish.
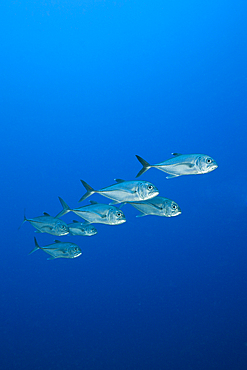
[125,196,182,217]
[79,178,159,204]
[135,153,218,179]
[19,211,69,236]
[68,220,97,236]
[56,197,126,226]
[29,237,82,260]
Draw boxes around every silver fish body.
[136,153,218,178]
[68,221,97,236]
[79,179,159,203]
[29,238,82,260]
[56,197,126,226]
[19,212,69,236]
[127,196,182,217]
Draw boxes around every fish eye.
[148,185,153,190]
[117,212,122,217]
[207,158,212,163]
[172,205,177,209]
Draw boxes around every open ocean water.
[1,1,247,369]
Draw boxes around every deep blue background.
[1,1,247,369]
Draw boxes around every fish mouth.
[74,253,82,258]
[118,218,126,224]
[168,211,181,217]
[150,191,159,198]
[209,163,218,171]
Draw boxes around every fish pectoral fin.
[88,211,106,219]
[163,162,194,168]
[40,226,53,232]
[104,188,133,194]
[149,202,163,210]
[136,213,146,217]
[172,162,194,168]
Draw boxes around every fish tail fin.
[29,237,41,255]
[135,155,151,177]
[79,180,96,202]
[56,197,71,218]
[18,209,27,230]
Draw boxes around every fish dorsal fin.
[114,179,125,183]
[172,153,182,156]
[90,200,98,205]
[43,212,51,216]
[72,220,79,223]
[54,240,62,243]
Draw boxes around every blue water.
[1,1,247,369]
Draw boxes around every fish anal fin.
[109,201,121,205]
[166,174,180,179]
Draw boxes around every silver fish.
[126,196,182,217]
[56,197,126,226]
[79,178,159,204]
[29,238,82,260]
[19,211,69,236]
[68,220,97,236]
[136,153,218,179]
